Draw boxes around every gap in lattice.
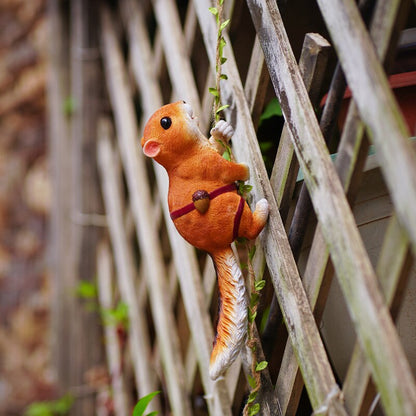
[232,366,249,416]
[229,1,256,85]
[173,288,191,361]
[143,0,157,47]
[189,16,209,101]
[191,366,208,416]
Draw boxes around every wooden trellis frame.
[48,0,416,414]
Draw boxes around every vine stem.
[243,244,262,416]
[213,0,224,122]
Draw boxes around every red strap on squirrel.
[170,183,238,220]
[170,183,245,241]
[232,196,245,241]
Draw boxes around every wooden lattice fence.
[48,0,416,415]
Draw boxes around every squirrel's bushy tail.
[209,247,247,380]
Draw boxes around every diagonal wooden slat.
[119,1,235,413]
[276,105,370,415]
[315,0,416,255]
[247,0,416,414]
[343,213,413,414]
[153,0,202,114]
[273,0,401,408]
[96,240,131,416]
[269,32,332,414]
[194,0,347,413]
[127,0,279,411]
[97,121,160,412]
[262,33,332,362]
[100,7,192,415]
[278,1,412,413]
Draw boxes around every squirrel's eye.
[160,117,172,130]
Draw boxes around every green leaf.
[102,301,129,329]
[219,37,226,57]
[220,73,228,80]
[260,305,270,333]
[248,310,257,323]
[239,183,253,197]
[247,374,257,389]
[255,280,266,291]
[220,19,230,31]
[63,96,76,116]
[209,7,218,15]
[248,403,260,415]
[222,149,231,161]
[236,237,248,245]
[250,293,259,308]
[255,360,268,372]
[209,87,219,97]
[220,57,227,64]
[216,104,229,114]
[247,391,257,404]
[146,412,159,416]
[133,391,160,416]
[249,245,257,262]
[259,97,282,126]
[25,403,54,416]
[76,280,97,299]
[24,394,74,416]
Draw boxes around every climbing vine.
[208,3,268,414]
[209,0,230,123]
[244,244,268,416]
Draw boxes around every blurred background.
[0,0,53,413]
[1,0,416,415]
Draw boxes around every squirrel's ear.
[142,139,161,158]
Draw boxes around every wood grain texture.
[247,0,416,414]
[195,0,347,413]
[100,7,192,415]
[120,1,234,413]
[97,122,160,412]
[315,0,416,255]
[96,240,131,416]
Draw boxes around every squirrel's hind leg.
[239,198,269,240]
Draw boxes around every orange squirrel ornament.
[141,101,269,379]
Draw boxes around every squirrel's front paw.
[210,120,234,143]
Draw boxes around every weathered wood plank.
[96,240,131,416]
[97,121,161,412]
[280,1,412,413]
[315,0,416,255]
[194,0,347,413]
[48,0,73,395]
[120,0,163,120]
[343,214,412,415]
[153,0,201,114]
[247,0,416,414]
[270,32,330,221]
[262,34,332,357]
[68,1,105,413]
[100,7,192,415]
[276,105,369,415]
[269,32,332,414]
[120,1,236,413]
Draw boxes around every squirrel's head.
[141,101,207,169]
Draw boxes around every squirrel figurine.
[141,101,269,380]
